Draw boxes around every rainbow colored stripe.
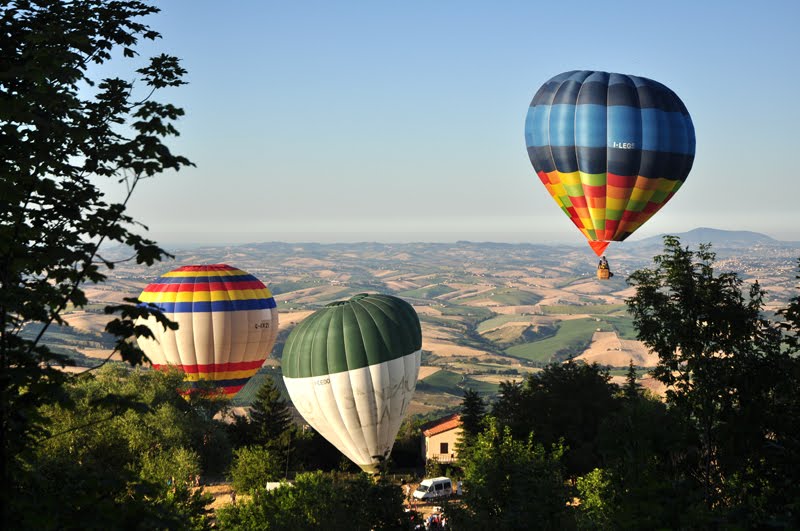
[140,265,276,313]
[138,264,277,397]
[524,71,695,255]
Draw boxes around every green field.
[491,289,541,306]
[458,288,540,306]
[438,305,493,321]
[483,324,532,345]
[601,315,638,340]
[416,369,500,397]
[540,304,627,315]
[398,284,456,299]
[461,376,500,395]
[416,369,465,396]
[477,315,535,334]
[421,369,462,387]
[504,318,598,363]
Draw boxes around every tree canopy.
[1,1,191,526]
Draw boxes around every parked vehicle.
[413,477,453,500]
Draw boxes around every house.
[420,413,462,463]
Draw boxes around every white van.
[412,477,453,500]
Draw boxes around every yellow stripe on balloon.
[161,269,248,278]
[629,187,656,203]
[182,368,261,382]
[139,288,272,304]
[560,171,581,186]
[606,197,628,211]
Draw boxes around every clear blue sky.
[108,0,800,246]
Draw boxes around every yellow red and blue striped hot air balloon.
[525,70,696,257]
[136,264,279,397]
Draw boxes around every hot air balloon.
[136,264,279,397]
[282,293,422,473]
[524,70,696,258]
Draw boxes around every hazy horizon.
[141,226,799,250]
[99,1,800,247]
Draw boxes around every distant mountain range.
[632,227,792,248]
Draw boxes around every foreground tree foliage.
[622,237,800,528]
[1,0,192,527]
[229,445,283,494]
[20,366,213,530]
[491,360,619,478]
[216,471,413,531]
[228,374,292,453]
[448,417,571,530]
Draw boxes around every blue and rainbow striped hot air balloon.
[136,264,279,397]
[525,70,695,256]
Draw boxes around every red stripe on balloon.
[570,195,587,208]
[607,173,636,188]
[174,264,238,272]
[583,185,605,199]
[152,360,265,374]
[143,280,266,293]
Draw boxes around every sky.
[100,0,800,246]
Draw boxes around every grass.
[504,318,598,363]
[417,369,463,395]
[600,315,638,340]
[416,370,500,397]
[540,304,627,315]
[269,280,323,295]
[477,315,534,334]
[418,314,465,330]
[483,325,532,345]
[398,284,456,299]
[458,288,540,306]
[489,288,541,306]
[461,376,500,395]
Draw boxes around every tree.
[525,361,619,478]
[20,365,213,530]
[491,379,525,435]
[626,236,800,526]
[457,387,485,457]
[622,361,640,401]
[229,445,283,494]
[248,374,292,449]
[1,1,191,526]
[460,388,486,437]
[216,471,413,531]
[585,391,705,529]
[447,417,571,530]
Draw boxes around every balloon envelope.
[524,70,696,255]
[136,264,279,397]
[282,293,422,473]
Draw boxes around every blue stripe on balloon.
[526,104,551,149]
[548,104,575,147]
[607,106,642,149]
[575,104,607,149]
[526,103,694,156]
[640,109,693,153]
[144,298,277,313]
[154,274,257,285]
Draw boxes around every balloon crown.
[326,293,371,307]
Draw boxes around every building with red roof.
[420,413,462,463]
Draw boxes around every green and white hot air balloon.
[282,293,422,473]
